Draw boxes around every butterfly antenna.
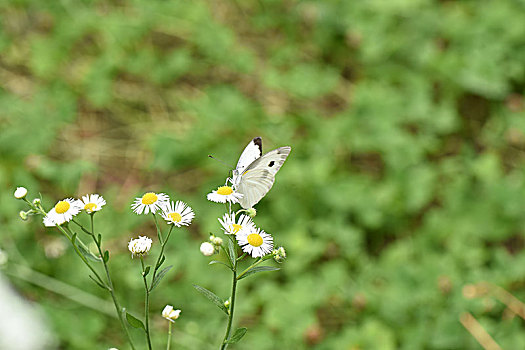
[208,154,233,168]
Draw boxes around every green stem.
[220,253,238,349]
[153,213,163,244]
[141,258,153,350]
[167,321,173,350]
[89,215,136,350]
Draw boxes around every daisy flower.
[236,227,274,258]
[131,192,169,215]
[207,186,243,204]
[218,213,254,235]
[80,194,106,213]
[128,236,153,258]
[162,305,181,322]
[43,198,82,227]
[160,201,195,227]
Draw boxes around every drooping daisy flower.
[14,187,27,199]
[236,228,273,258]
[218,213,254,235]
[131,192,169,215]
[207,186,243,204]
[200,242,215,256]
[128,236,153,258]
[160,201,195,227]
[162,305,181,322]
[43,198,82,227]
[80,194,106,213]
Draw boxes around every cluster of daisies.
[205,185,284,261]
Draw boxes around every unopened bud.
[19,211,28,221]
[32,198,41,206]
[14,187,27,199]
[200,242,215,256]
[273,246,286,263]
[209,235,223,246]
[246,207,257,218]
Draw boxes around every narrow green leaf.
[238,266,280,280]
[150,265,172,291]
[227,237,236,265]
[126,312,145,330]
[226,327,247,344]
[88,274,107,289]
[193,284,228,315]
[77,241,102,262]
[156,255,166,269]
[143,266,151,277]
[103,250,109,263]
[97,234,102,245]
[209,260,233,270]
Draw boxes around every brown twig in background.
[459,312,501,350]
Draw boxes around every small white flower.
[14,187,27,199]
[128,236,153,258]
[162,305,181,322]
[80,194,106,213]
[207,186,243,204]
[131,192,169,215]
[236,227,273,258]
[200,242,215,256]
[42,198,82,227]
[160,201,195,227]
[218,213,255,235]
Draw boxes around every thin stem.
[141,258,153,350]
[153,213,163,244]
[89,215,136,350]
[166,321,173,350]
[150,225,174,291]
[236,258,264,280]
[220,251,238,349]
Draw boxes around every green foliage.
[2,0,525,349]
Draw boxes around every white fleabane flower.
[162,305,181,322]
[236,228,273,258]
[80,194,106,213]
[131,192,169,215]
[160,201,195,227]
[42,198,82,227]
[200,242,215,256]
[218,213,255,235]
[128,236,153,258]
[14,187,27,199]
[207,186,243,204]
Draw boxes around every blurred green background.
[2,0,525,349]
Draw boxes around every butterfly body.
[232,137,291,209]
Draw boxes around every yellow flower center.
[231,224,242,234]
[84,203,97,212]
[217,186,233,195]
[169,212,182,222]
[55,201,70,214]
[247,233,263,247]
[141,192,158,205]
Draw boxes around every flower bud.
[273,246,286,263]
[224,299,230,308]
[200,242,215,256]
[209,235,223,246]
[19,211,28,221]
[128,236,153,258]
[246,207,257,218]
[14,187,27,199]
[32,198,41,206]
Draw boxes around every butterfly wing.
[235,137,262,175]
[236,146,291,209]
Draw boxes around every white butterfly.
[231,137,291,209]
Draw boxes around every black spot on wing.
[268,161,275,167]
